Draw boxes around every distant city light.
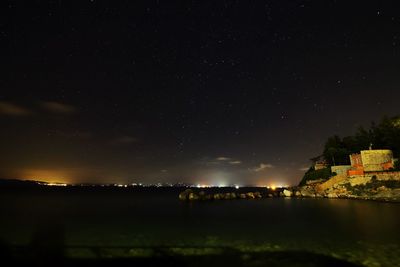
[46,183,67,187]
[235,185,240,189]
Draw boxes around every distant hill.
[0,179,43,188]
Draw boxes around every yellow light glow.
[47,183,67,187]
[270,185,276,190]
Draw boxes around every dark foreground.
[0,186,399,266]
[1,245,361,267]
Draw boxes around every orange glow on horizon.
[16,169,70,184]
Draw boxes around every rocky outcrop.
[179,190,269,201]
[299,186,317,197]
[178,179,400,202]
[348,176,371,186]
[373,188,400,200]
[317,174,347,191]
[311,174,400,202]
[326,192,338,198]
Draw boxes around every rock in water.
[224,193,232,199]
[327,192,338,198]
[254,192,262,198]
[283,189,292,197]
[198,191,206,200]
[179,189,193,201]
[246,192,255,199]
[214,193,222,200]
[300,187,316,197]
[188,192,199,200]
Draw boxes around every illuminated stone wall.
[360,150,394,172]
[350,154,362,167]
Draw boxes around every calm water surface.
[1,188,399,266]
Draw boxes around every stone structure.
[347,149,395,176]
[348,153,364,176]
[314,159,328,170]
[320,149,397,193]
[331,165,351,176]
[360,150,394,172]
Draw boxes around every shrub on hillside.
[394,159,400,171]
[299,167,332,186]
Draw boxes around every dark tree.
[322,135,351,165]
[322,116,400,165]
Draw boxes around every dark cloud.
[216,157,231,161]
[251,163,274,172]
[200,157,242,166]
[40,101,77,114]
[111,136,138,145]
[57,131,93,139]
[0,102,31,116]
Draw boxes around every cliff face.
[292,172,400,202]
[316,173,400,202]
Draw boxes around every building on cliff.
[314,160,328,170]
[310,155,328,170]
[331,149,395,176]
[331,165,351,176]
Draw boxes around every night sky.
[1,1,399,186]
